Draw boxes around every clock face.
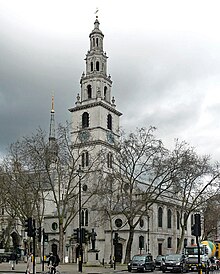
[79,130,90,142]
[106,131,114,144]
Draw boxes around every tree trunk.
[176,224,186,253]
[59,222,64,262]
[124,226,135,264]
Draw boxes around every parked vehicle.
[128,254,155,272]
[161,254,188,273]
[155,255,165,269]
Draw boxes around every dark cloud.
[1,0,220,162]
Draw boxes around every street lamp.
[77,165,83,272]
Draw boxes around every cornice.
[69,101,122,116]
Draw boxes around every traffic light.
[43,232,48,242]
[82,228,89,243]
[113,232,119,245]
[191,224,196,236]
[43,231,48,243]
[73,228,79,243]
[24,217,33,237]
[191,214,201,236]
[37,227,42,242]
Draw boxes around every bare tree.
[202,196,220,240]
[93,173,122,264]
[102,127,220,263]
[166,140,220,253]
[1,123,103,260]
[107,127,186,263]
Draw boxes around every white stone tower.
[69,16,122,165]
[68,16,123,262]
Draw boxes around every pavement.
[0,262,127,274]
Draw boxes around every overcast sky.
[1,0,220,161]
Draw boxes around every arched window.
[81,209,89,226]
[82,151,89,168]
[139,236,144,250]
[87,85,92,99]
[96,61,99,71]
[93,38,95,47]
[96,38,99,46]
[107,152,113,168]
[85,209,88,226]
[184,238,188,247]
[177,238,180,248]
[177,211,180,230]
[139,218,144,228]
[82,112,89,128]
[107,114,112,130]
[167,209,172,228]
[167,237,172,248]
[81,210,84,226]
[184,213,187,230]
[158,207,163,228]
[90,62,93,72]
[191,214,194,226]
[104,86,107,100]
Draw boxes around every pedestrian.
[26,252,33,274]
[48,252,60,274]
[9,252,17,270]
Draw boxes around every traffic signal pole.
[191,214,202,274]
[78,165,83,272]
[196,235,202,274]
[42,228,45,272]
[32,219,36,274]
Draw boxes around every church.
[42,16,195,264]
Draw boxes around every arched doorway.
[51,243,58,255]
[115,243,122,263]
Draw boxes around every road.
[0,263,219,274]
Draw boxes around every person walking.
[26,253,33,274]
[47,252,60,274]
[9,252,17,270]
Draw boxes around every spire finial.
[94,7,99,19]
[49,93,55,141]
[51,93,54,113]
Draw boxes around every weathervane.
[94,7,99,18]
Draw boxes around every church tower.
[69,17,122,164]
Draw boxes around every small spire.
[51,95,54,113]
[49,94,55,141]
[94,8,100,29]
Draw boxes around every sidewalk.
[0,262,127,274]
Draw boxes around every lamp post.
[77,165,83,272]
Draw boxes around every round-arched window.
[115,218,122,228]
[140,218,144,228]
